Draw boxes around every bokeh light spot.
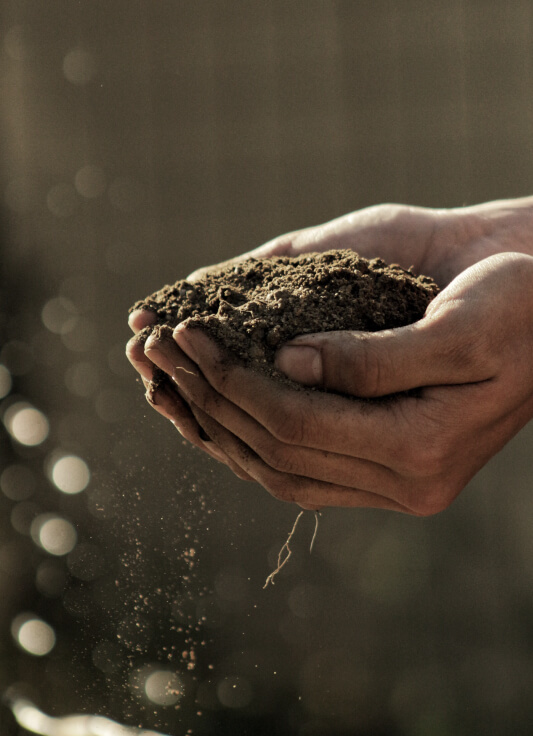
[10,502,41,536]
[144,670,183,706]
[60,317,96,352]
[41,296,78,334]
[0,364,12,398]
[3,402,49,446]
[63,47,96,85]
[59,275,96,312]
[65,361,99,397]
[46,182,79,218]
[31,515,77,556]
[288,583,322,619]
[86,486,117,520]
[11,614,56,656]
[0,464,36,501]
[74,164,106,198]
[35,560,68,598]
[217,676,253,709]
[51,454,90,494]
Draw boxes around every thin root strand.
[263,509,321,589]
[309,510,320,554]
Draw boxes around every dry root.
[263,510,320,588]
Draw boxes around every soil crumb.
[130,250,439,383]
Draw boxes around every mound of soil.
[130,250,439,386]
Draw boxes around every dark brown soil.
[130,250,439,388]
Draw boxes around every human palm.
[127,198,533,513]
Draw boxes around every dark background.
[1,2,533,734]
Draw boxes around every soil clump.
[130,249,439,386]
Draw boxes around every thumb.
[275,315,489,398]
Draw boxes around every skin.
[127,198,533,515]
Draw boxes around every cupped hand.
[181,195,533,288]
[130,251,533,514]
[126,199,533,512]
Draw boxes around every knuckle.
[412,481,455,517]
[256,441,302,475]
[208,369,226,398]
[444,331,489,376]
[263,473,297,504]
[201,355,228,393]
[273,229,311,254]
[272,233,295,250]
[428,306,497,380]
[350,338,391,398]
[195,386,220,416]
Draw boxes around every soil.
[130,249,439,387]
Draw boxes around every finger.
[128,308,157,334]
[143,331,255,481]
[144,372,192,426]
[129,330,204,438]
[191,406,412,513]
[142,338,209,441]
[247,205,442,274]
[275,281,498,397]
[275,325,439,397]
[144,330,201,385]
[130,319,253,477]
[145,375,252,476]
[173,324,411,463]
[186,205,435,283]
[126,332,156,381]
[186,400,256,482]
[168,340,423,508]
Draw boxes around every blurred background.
[1,1,533,734]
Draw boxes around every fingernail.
[174,326,198,363]
[276,346,323,385]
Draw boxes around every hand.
[126,200,533,513]
[181,195,533,288]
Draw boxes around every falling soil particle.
[130,249,439,387]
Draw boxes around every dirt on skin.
[130,249,439,388]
